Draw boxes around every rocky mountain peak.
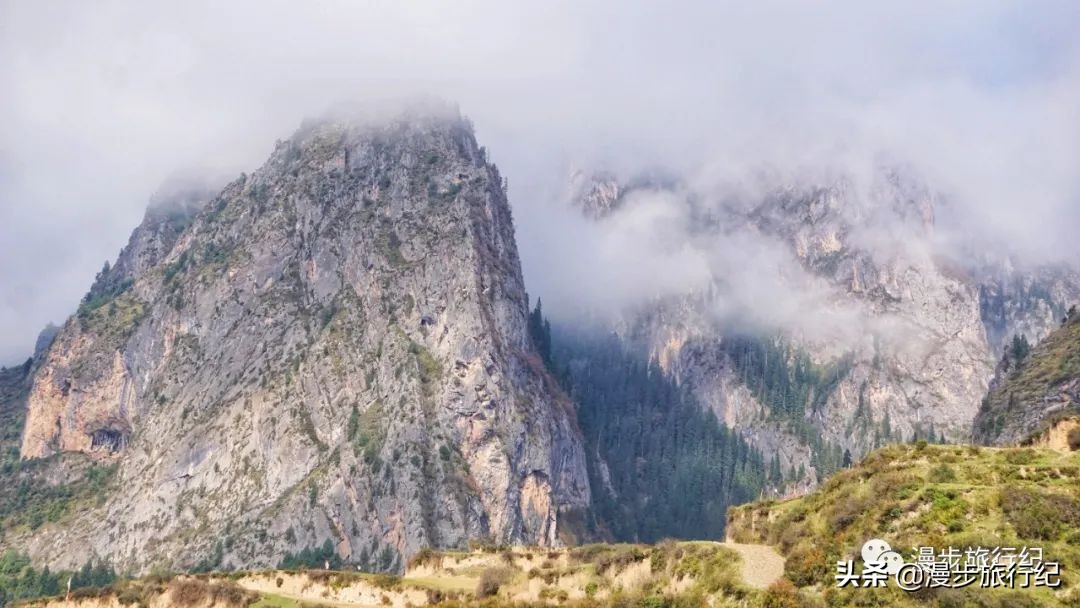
[568,171,623,219]
[16,105,589,572]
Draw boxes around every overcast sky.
[1,1,1079,364]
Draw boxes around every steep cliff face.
[973,309,1080,446]
[736,180,994,457]
[569,171,1079,489]
[20,184,212,459]
[16,105,589,572]
[977,266,1079,356]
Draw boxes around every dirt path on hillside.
[723,542,786,589]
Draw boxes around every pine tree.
[1009,334,1031,364]
[552,323,765,542]
[769,455,783,484]
[528,299,552,365]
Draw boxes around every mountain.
[566,171,1080,492]
[11,103,589,573]
[7,102,1078,579]
[973,308,1080,447]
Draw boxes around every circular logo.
[878,550,905,575]
[861,538,892,564]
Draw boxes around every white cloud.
[1,0,1078,363]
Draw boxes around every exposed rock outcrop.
[15,103,589,572]
[569,170,1079,488]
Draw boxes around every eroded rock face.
[22,182,211,460]
[23,344,135,457]
[17,105,589,572]
[571,171,1079,489]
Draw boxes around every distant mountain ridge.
[567,170,1080,491]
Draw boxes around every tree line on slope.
[0,550,115,607]
[717,333,953,477]
[529,302,766,542]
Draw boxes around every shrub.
[1001,487,1080,540]
[995,591,1045,608]
[927,464,956,483]
[168,579,255,608]
[922,488,969,530]
[826,493,869,533]
[870,471,917,497]
[594,547,646,574]
[368,574,400,590]
[115,583,151,606]
[406,547,438,570]
[880,504,904,524]
[585,581,599,598]
[1004,449,1037,465]
[777,524,809,553]
[1068,426,1080,451]
[475,567,513,598]
[762,579,803,608]
[784,545,828,587]
[637,596,676,608]
[169,579,208,607]
[208,583,257,607]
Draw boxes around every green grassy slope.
[728,442,1080,607]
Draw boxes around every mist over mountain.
[2,4,1080,601]
[539,167,1078,493]
[3,1,1080,365]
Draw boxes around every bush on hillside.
[475,566,513,598]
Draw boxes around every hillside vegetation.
[728,442,1080,607]
[975,310,1080,445]
[16,542,788,608]
[548,327,766,543]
